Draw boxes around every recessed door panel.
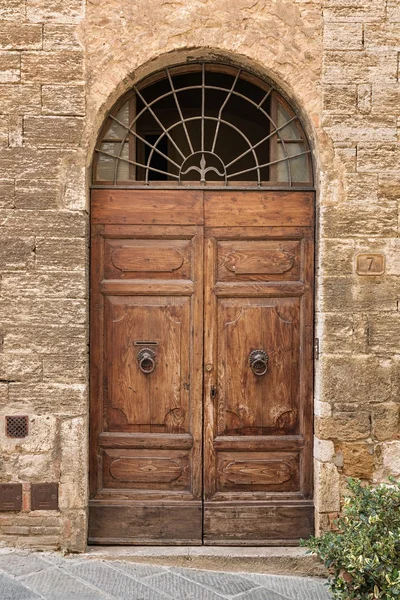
[105,295,191,433]
[217,297,300,436]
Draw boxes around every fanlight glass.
[94,63,313,187]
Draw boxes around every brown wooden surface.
[90,190,314,544]
[90,201,204,543]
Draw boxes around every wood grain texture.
[203,192,314,543]
[204,191,314,227]
[92,189,203,225]
[203,503,314,545]
[90,217,203,543]
[88,504,203,545]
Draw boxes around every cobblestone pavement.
[0,551,332,599]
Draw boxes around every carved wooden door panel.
[203,191,314,545]
[89,190,204,544]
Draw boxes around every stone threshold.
[84,546,327,577]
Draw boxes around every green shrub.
[301,478,400,599]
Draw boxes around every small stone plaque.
[0,483,22,511]
[356,253,385,276]
[31,483,58,511]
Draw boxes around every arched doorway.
[89,62,315,545]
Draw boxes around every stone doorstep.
[83,546,328,578]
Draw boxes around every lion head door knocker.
[137,348,156,374]
[249,349,269,376]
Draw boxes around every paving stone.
[110,561,167,579]
[145,571,227,600]
[245,574,332,600]
[234,587,290,600]
[20,567,110,599]
[171,567,258,596]
[0,572,41,600]
[63,562,173,599]
[0,553,52,577]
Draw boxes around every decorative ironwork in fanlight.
[94,63,313,188]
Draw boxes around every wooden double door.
[89,189,314,545]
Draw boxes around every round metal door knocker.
[249,349,269,376]
[137,348,156,374]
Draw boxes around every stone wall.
[0,0,398,551]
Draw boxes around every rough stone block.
[0,179,14,208]
[323,85,356,114]
[27,0,85,23]
[43,24,82,50]
[0,236,35,270]
[59,417,87,510]
[36,237,86,270]
[367,313,400,354]
[321,276,399,312]
[316,412,371,441]
[62,160,86,210]
[387,0,400,21]
[2,325,87,355]
[320,238,354,275]
[0,84,41,113]
[22,51,84,83]
[314,461,340,513]
[1,272,87,298]
[0,114,8,147]
[0,0,25,21]
[322,114,397,143]
[372,85,400,115]
[324,51,398,84]
[321,200,398,237]
[8,114,22,147]
[332,143,357,172]
[24,116,84,148]
[0,50,20,82]
[324,1,386,22]
[0,209,87,236]
[364,23,400,50]
[42,85,85,115]
[0,354,42,382]
[370,403,400,442]
[314,438,335,463]
[343,172,378,203]
[336,442,375,479]
[43,355,87,383]
[357,143,400,172]
[324,22,363,50]
[0,147,77,179]
[7,383,86,416]
[62,510,86,551]
[15,179,60,210]
[0,22,42,49]
[320,355,392,405]
[317,313,359,354]
[375,441,400,478]
[357,84,372,114]
[0,298,86,325]
[0,384,8,405]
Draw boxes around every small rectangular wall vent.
[0,484,22,511]
[6,416,28,438]
[31,483,59,511]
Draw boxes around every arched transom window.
[94,62,313,188]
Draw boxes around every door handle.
[137,348,156,374]
[249,349,268,376]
